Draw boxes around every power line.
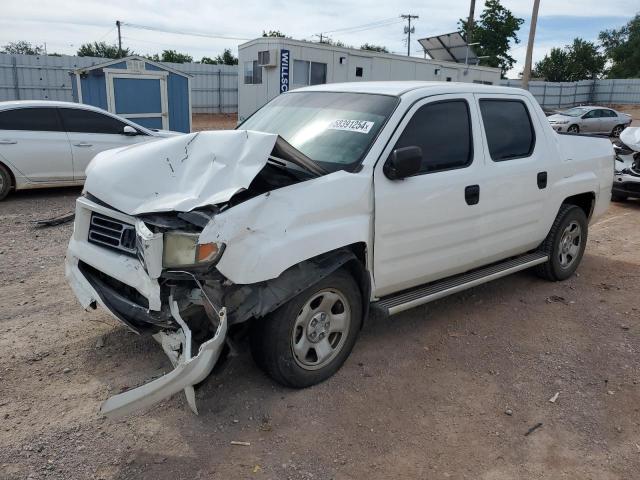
[120,22,251,41]
[319,17,401,35]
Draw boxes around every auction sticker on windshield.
[328,119,375,134]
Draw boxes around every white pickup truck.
[65,82,613,417]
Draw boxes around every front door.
[0,107,73,182]
[58,107,150,180]
[106,72,169,130]
[580,109,602,133]
[373,94,486,297]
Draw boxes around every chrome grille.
[88,213,137,256]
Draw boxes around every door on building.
[349,56,372,81]
[106,71,169,130]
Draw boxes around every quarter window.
[394,99,473,174]
[0,107,61,131]
[59,108,128,134]
[479,99,535,161]
[244,60,262,84]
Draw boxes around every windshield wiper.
[271,136,328,177]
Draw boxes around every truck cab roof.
[294,81,521,97]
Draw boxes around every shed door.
[106,72,169,130]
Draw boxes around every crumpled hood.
[620,127,640,151]
[84,130,278,215]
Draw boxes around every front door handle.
[537,171,548,189]
[465,184,480,205]
[74,142,93,147]
[0,139,17,144]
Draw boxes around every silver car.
[547,106,632,137]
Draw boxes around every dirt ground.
[0,185,639,479]
[192,114,237,132]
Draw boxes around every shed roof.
[72,55,192,77]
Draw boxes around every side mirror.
[384,146,422,180]
[122,125,138,136]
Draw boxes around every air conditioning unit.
[258,50,277,67]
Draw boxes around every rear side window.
[394,100,473,174]
[479,99,535,161]
[59,108,127,134]
[0,108,61,132]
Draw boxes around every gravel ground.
[1,190,639,479]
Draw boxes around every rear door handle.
[537,171,548,189]
[465,184,480,205]
[74,142,93,147]
[0,139,17,144]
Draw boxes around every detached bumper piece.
[100,302,228,418]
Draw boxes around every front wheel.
[250,269,362,388]
[611,125,625,138]
[567,125,579,134]
[535,204,588,281]
[0,163,12,201]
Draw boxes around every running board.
[374,252,548,316]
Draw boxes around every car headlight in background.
[162,232,224,268]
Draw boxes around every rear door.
[373,94,486,296]
[600,109,618,134]
[0,107,73,182]
[58,107,151,180]
[473,94,554,261]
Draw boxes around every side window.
[583,110,598,119]
[243,61,262,85]
[394,100,473,174]
[479,99,535,161]
[0,108,61,132]
[59,108,127,134]
[604,110,617,118]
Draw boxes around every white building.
[238,37,501,121]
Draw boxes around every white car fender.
[200,169,373,285]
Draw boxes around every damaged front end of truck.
[65,129,368,417]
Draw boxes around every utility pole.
[116,20,122,57]
[401,14,419,56]
[466,0,476,43]
[521,0,540,90]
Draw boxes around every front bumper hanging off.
[100,300,228,418]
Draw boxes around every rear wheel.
[611,125,625,138]
[0,163,12,201]
[567,125,579,134]
[535,204,588,281]
[250,269,362,388]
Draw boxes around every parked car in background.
[547,105,632,136]
[0,100,182,200]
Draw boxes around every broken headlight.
[162,232,224,268]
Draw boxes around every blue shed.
[71,56,192,132]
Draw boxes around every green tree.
[360,43,389,53]
[459,0,524,78]
[262,30,286,38]
[533,38,605,81]
[159,50,193,63]
[599,14,640,78]
[200,56,217,64]
[215,48,238,65]
[77,41,131,59]
[2,41,45,55]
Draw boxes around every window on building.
[472,80,493,85]
[58,108,128,134]
[0,107,61,131]
[479,99,535,161]
[244,60,262,84]
[393,100,473,175]
[355,67,363,77]
[446,77,452,82]
[293,60,327,85]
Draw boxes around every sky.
[1,0,637,78]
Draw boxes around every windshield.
[561,107,589,117]
[240,91,398,172]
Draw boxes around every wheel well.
[0,161,16,189]
[562,192,595,219]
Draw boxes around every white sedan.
[0,100,182,200]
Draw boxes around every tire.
[535,204,588,281]
[0,163,12,201]
[250,269,362,388]
[611,125,625,138]
[567,125,579,134]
